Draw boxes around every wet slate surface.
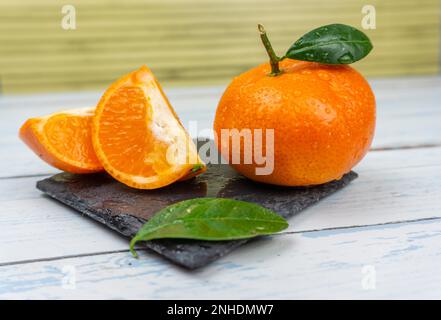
[37,164,357,269]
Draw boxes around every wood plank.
[0,185,129,265]
[1,146,440,266]
[1,217,441,299]
[1,78,440,178]
[284,146,441,232]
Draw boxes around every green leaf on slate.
[285,23,373,64]
[191,163,204,172]
[130,197,288,257]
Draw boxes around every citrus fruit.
[19,107,103,174]
[92,65,205,189]
[214,59,376,186]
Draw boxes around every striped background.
[0,0,439,94]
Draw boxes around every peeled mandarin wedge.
[92,65,205,189]
[19,107,103,173]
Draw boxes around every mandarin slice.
[19,107,103,173]
[92,65,205,189]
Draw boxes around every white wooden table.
[1,77,440,299]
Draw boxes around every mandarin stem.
[258,24,282,76]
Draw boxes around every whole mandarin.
[214,59,375,186]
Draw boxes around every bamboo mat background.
[0,0,439,94]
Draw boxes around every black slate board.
[37,164,357,269]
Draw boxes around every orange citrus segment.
[92,65,205,189]
[19,107,103,174]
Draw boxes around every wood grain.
[1,146,440,266]
[1,217,441,299]
[0,78,440,297]
[1,77,440,178]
